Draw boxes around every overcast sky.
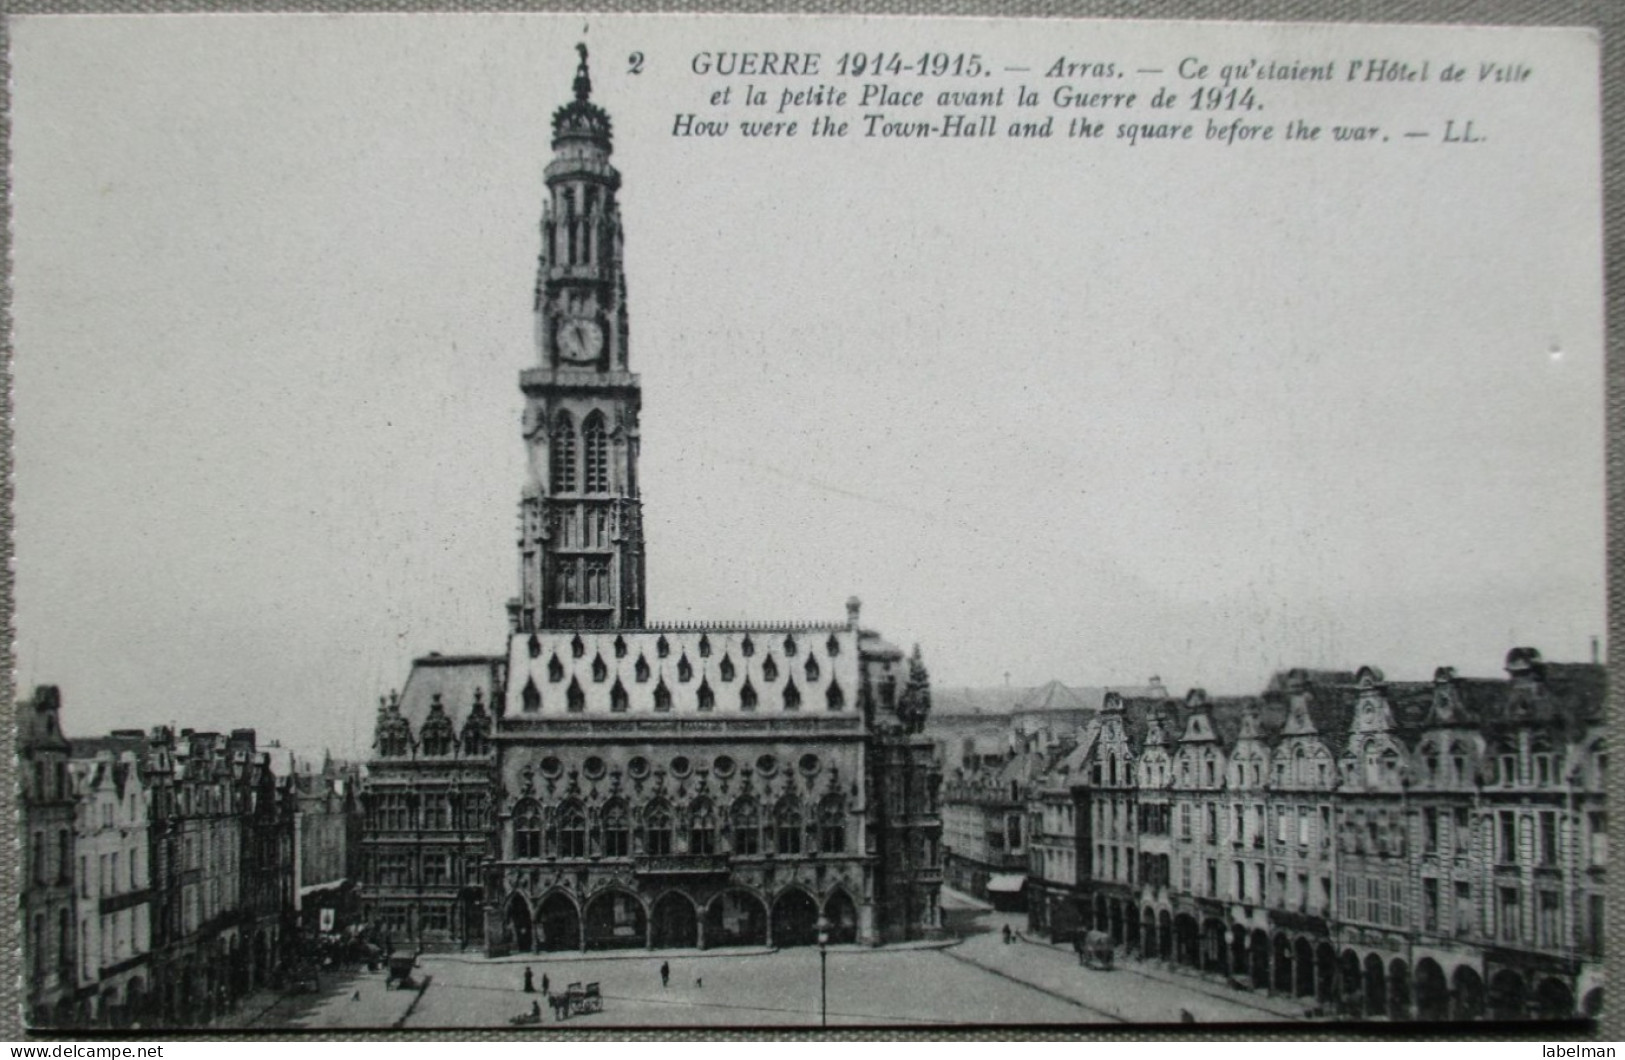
[11,15,1605,758]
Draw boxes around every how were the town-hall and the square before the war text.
[11,14,1607,1032]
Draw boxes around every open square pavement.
[234,891,1308,1030]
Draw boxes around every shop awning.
[986,874,1027,894]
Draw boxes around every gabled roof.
[398,653,505,732]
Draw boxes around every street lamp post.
[815,915,831,1027]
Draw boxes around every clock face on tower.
[556,317,604,365]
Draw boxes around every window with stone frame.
[731,799,761,855]
[557,803,587,858]
[644,804,673,856]
[551,411,577,493]
[689,800,717,855]
[775,798,803,855]
[819,796,846,853]
[602,801,630,857]
[581,412,609,493]
[513,801,543,859]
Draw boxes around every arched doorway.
[1202,919,1227,974]
[1273,934,1294,994]
[708,889,768,947]
[1294,938,1314,997]
[651,892,698,949]
[535,891,580,952]
[507,892,535,951]
[824,890,859,944]
[252,932,268,990]
[584,889,646,950]
[1490,969,1528,1020]
[1535,978,1574,1021]
[1339,950,1363,1016]
[1415,958,1449,1020]
[772,888,820,947]
[126,977,146,1029]
[1173,914,1198,967]
[1251,930,1271,989]
[1453,965,1486,1020]
[1583,987,1604,1020]
[1388,959,1412,1020]
[1315,943,1337,1004]
[1364,954,1386,1019]
[1158,910,1173,961]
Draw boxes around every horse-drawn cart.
[384,953,420,990]
[1077,929,1115,970]
[551,981,602,1020]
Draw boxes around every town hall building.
[358,45,944,953]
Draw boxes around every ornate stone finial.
[574,43,592,102]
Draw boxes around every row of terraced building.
[1007,649,1605,1022]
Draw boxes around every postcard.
[9,13,1606,1033]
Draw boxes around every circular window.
[670,755,691,778]
[583,755,606,780]
[539,755,562,779]
[627,755,650,780]
[799,753,820,775]
[756,753,778,775]
[713,754,735,777]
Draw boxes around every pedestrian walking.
[660,960,670,988]
[542,973,550,996]
[523,966,535,993]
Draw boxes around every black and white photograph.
[9,13,1609,1034]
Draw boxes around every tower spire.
[573,42,592,102]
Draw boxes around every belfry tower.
[510,44,646,632]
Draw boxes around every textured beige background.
[1,0,1618,1044]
